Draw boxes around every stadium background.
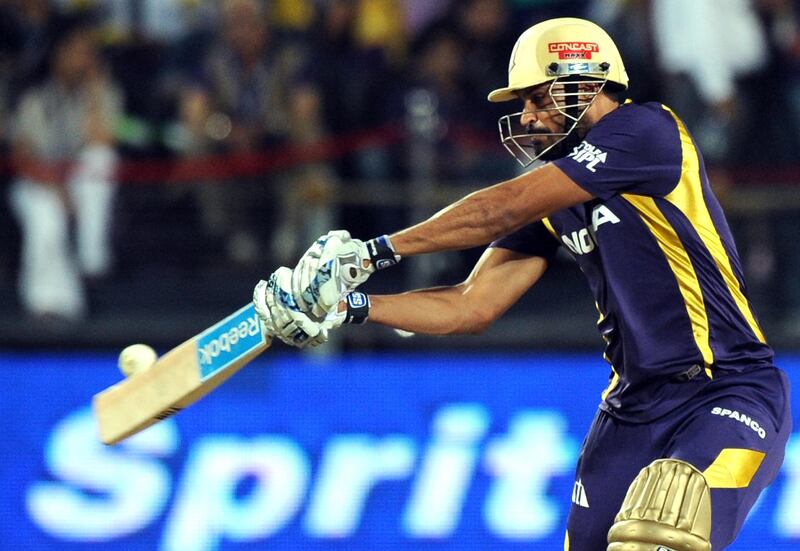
[0,0,798,549]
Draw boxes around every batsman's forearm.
[368,288,489,335]
[387,164,592,257]
[360,248,551,335]
[390,180,524,256]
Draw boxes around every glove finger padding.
[305,239,372,319]
[266,268,327,348]
[292,230,351,315]
[252,279,278,336]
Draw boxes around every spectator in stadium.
[64,0,218,45]
[586,0,660,103]
[9,24,123,321]
[401,16,514,194]
[404,25,470,183]
[759,0,800,336]
[310,0,397,182]
[455,0,515,130]
[1,0,68,102]
[453,0,519,180]
[650,0,769,166]
[351,0,407,66]
[171,0,333,266]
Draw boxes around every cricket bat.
[93,303,271,445]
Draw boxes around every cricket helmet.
[489,17,628,102]
[489,17,629,166]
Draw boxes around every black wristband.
[344,292,370,324]
[366,235,400,270]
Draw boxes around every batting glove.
[253,268,330,348]
[292,233,399,319]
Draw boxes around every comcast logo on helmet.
[548,42,599,59]
[489,18,629,167]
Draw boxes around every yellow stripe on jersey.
[702,448,765,488]
[662,106,766,344]
[595,300,621,401]
[594,301,605,327]
[622,194,714,368]
[541,217,558,239]
[601,366,620,401]
[564,530,570,550]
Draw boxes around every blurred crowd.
[0,0,798,339]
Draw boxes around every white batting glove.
[319,291,371,333]
[292,230,352,315]
[292,233,399,319]
[252,268,329,348]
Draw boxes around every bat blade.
[93,304,271,445]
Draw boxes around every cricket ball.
[118,344,158,377]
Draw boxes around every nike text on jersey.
[559,205,620,255]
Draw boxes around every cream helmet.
[489,17,629,166]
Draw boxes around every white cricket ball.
[118,344,158,377]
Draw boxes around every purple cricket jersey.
[493,101,774,422]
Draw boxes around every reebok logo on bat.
[711,407,767,439]
[198,316,261,367]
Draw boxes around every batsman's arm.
[366,247,549,335]
[286,164,581,317]
[389,163,591,256]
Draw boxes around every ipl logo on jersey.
[568,141,607,172]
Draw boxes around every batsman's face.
[517,82,566,155]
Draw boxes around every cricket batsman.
[253,17,792,550]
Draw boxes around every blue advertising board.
[1,351,798,550]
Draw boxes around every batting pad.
[607,459,712,551]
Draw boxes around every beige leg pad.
[607,459,712,551]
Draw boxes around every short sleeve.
[490,221,560,261]
[552,102,682,200]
